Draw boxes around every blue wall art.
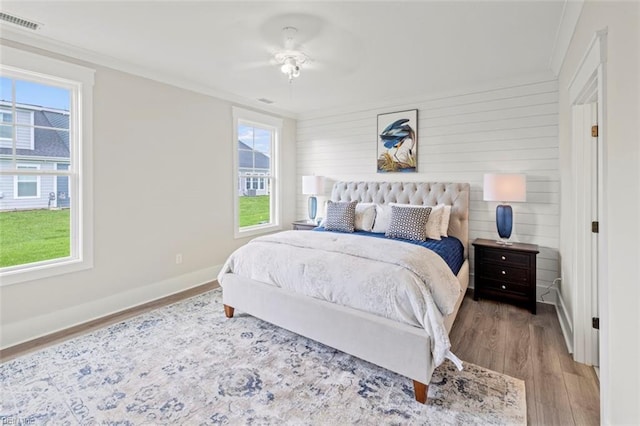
[377,109,418,173]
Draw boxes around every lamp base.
[495,204,513,243]
[495,238,514,246]
[307,196,317,224]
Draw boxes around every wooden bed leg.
[223,304,235,318]
[413,380,428,404]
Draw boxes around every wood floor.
[449,294,600,426]
[2,283,600,425]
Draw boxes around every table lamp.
[483,173,526,245]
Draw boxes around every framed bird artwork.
[376,109,418,173]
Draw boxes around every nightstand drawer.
[481,263,530,284]
[480,248,530,267]
[482,278,529,296]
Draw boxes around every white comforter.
[218,230,462,367]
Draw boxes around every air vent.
[0,12,41,30]
[258,98,274,104]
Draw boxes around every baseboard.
[0,264,223,351]
[555,288,574,354]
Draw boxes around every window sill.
[0,257,93,286]
[234,223,282,239]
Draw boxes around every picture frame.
[376,109,418,173]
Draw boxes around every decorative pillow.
[425,205,445,240]
[440,205,452,237]
[355,203,377,232]
[385,205,432,241]
[371,204,392,233]
[324,201,358,233]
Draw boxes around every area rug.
[1,289,526,425]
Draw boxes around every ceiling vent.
[0,12,41,30]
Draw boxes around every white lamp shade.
[302,175,324,195]
[483,174,527,202]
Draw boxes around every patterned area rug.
[1,289,525,425]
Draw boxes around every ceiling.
[0,1,566,116]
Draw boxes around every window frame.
[0,46,95,286]
[232,106,282,239]
[14,163,41,199]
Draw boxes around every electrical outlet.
[175,253,183,264]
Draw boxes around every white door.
[572,102,600,367]
[589,102,600,368]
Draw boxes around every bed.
[218,181,470,403]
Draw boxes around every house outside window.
[232,107,282,238]
[0,107,34,149]
[0,110,12,140]
[0,46,94,286]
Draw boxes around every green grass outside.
[0,209,70,268]
[239,195,270,227]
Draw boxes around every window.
[0,46,94,286]
[232,107,282,238]
[14,164,40,198]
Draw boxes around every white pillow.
[371,204,392,233]
[440,205,452,237]
[355,203,376,232]
[425,205,445,240]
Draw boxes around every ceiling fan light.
[272,28,309,83]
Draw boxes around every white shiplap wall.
[296,76,560,299]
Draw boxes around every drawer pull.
[501,255,506,260]
[501,285,506,290]
[501,270,506,275]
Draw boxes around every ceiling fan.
[272,26,310,82]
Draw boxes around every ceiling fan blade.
[233,60,273,71]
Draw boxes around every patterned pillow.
[385,205,432,241]
[325,201,358,232]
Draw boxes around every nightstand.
[292,220,318,231]
[472,238,539,314]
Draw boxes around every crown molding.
[549,0,585,76]
[0,25,298,119]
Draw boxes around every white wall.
[0,41,297,349]
[558,1,640,424]
[297,75,560,297]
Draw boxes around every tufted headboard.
[330,181,471,258]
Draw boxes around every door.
[572,102,600,367]
[589,103,600,368]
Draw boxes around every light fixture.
[302,175,324,224]
[274,27,309,83]
[483,173,527,245]
[280,57,301,80]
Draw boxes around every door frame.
[568,28,607,417]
